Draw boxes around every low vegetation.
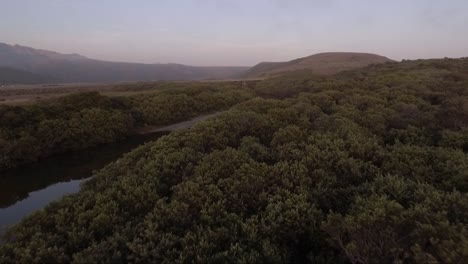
[0,82,253,170]
[1,58,468,263]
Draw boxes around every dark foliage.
[1,58,467,263]
[0,83,252,170]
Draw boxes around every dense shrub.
[0,83,253,170]
[1,58,467,263]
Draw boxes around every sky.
[1,0,468,66]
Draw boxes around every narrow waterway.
[0,131,168,233]
[0,112,221,233]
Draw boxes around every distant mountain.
[0,43,249,83]
[243,52,393,78]
[0,66,55,84]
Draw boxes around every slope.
[0,43,249,83]
[0,66,54,84]
[244,52,393,77]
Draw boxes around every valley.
[1,57,467,263]
[2,1,467,262]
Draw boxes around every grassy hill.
[243,52,393,78]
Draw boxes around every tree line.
[0,83,253,170]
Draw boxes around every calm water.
[0,131,168,233]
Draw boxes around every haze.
[1,0,467,66]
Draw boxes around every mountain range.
[0,43,394,84]
[0,43,249,83]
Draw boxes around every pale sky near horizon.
[1,0,467,66]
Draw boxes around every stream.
[0,112,221,233]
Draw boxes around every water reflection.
[0,131,168,231]
[0,179,85,231]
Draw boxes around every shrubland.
[1,58,467,263]
[0,83,253,170]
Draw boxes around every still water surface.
[0,131,168,232]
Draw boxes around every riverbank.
[136,111,224,134]
[1,83,253,171]
[0,112,223,234]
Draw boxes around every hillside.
[243,52,393,77]
[0,43,249,83]
[0,66,54,85]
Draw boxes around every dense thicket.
[0,83,252,170]
[1,58,468,263]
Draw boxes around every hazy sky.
[1,0,467,66]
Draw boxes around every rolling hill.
[0,44,395,83]
[0,43,249,83]
[243,52,394,77]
